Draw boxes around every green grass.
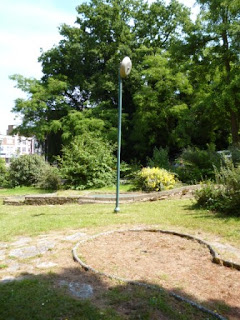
[0,199,239,245]
[0,184,135,198]
[0,277,217,320]
[0,186,52,197]
[56,183,135,196]
[0,278,121,320]
[103,284,217,320]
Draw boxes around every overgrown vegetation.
[147,147,171,170]
[37,166,61,190]
[195,160,240,215]
[59,134,116,190]
[5,154,61,190]
[8,154,48,187]
[0,159,7,187]
[175,146,222,184]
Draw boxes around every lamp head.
[120,56,132,78]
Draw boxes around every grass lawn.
[55,183,135,195]
[0,199,239,246]
[0,277,121,320]
[0,276,218,320]
[0,188,239,320]
[0,186,52,197]
[0,184,134,197]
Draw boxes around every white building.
[0,126,39,164]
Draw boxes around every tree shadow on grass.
[182,202,240,222]
[0,265,239,320]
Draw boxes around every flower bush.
[134,167,176,192]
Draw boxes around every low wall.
[3,185,201,206]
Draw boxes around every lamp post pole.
[115,72,122,213]
[115,57,132,213]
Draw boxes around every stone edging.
[3,185,201,205]
[72,228,240,320]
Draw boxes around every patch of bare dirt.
[77,230,240,320]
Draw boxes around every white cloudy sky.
[0,0,198,134]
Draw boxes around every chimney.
[6,125,14,135]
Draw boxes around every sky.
[0,0,198,135]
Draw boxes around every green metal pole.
[115,72,122,213]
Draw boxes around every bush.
[228,146,240,166]
[175,146,221,184]
[8,154,48,187]
[0,159,7,187]
[37,166,61,190]
[195,160,240,215]
[120,160,141,180]
[147,147,171,170]
[134,167,176,192]
[59,134,116,189]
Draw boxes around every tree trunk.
[230,110,240,145]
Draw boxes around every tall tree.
[130,51,192,161]
[194,0,240,145]
[11,0,193,162]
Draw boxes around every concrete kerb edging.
[72,228,240,320]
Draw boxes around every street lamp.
[115,57,132,213]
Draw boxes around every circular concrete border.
[72,228,240,320]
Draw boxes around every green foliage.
[0,159,7,187]
[8,155,48,187]
[60,134,116,189]
[147,147,170,170]
[119,160,141,180]
[134,167,176,192]
[228,146,240,166]
[131,52,193,160]
[175,146,221,184]
[10,0,240,163]
[7,154,60,190]
[10,0,195,163]
[195,160,240,215]
[37,166,61,190]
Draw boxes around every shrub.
[8,154,48,187]
[195,160,240,215]
[134,167,176,192]
[0,159,7,187]
[37,166,61,190]
[120,160,141,180]
[175,146,221,184]
[228,146,240,166]
[59,134,116,189]
[147,147,170,170]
